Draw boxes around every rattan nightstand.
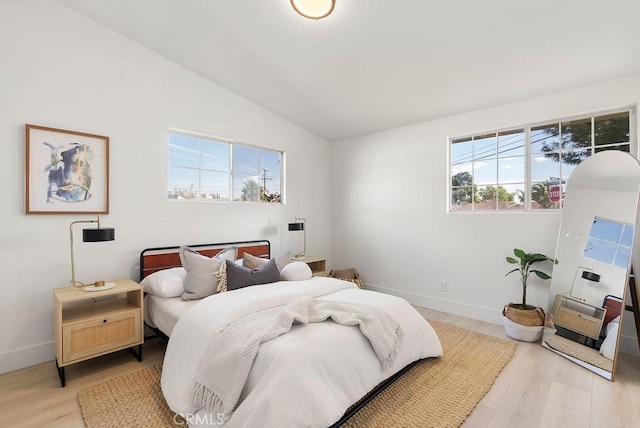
[53,279,143,386]
[552,293,606,340]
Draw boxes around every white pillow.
[280,261,312,281]
[600,315,621,360]
[140,267,186,297]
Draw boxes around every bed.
[141,240,272,338]
[140,240,442,427]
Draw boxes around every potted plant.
[503,248,558,342]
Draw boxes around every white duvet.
[161,277,442,427]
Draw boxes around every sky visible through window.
[451,131,579,187]
[584,217,633,269]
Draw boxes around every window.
[168,131,283,203]
[449,110,632,212]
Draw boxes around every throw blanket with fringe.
[193,296,405,418]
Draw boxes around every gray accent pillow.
[226,258,281,290]
[180,246,237,300]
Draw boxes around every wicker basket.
[502,316,544,342]
[328,269,364,289]
[502,304,545,327]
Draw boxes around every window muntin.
[168,132,283,203]
[449,110,632,212]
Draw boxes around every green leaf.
[513,249,526,259]
[506,257,518,264]
[532,270,552,280]
[530,253,549,262]
[505,268,519,277]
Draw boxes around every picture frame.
[25,124,109,214]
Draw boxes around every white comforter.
[161,277,442,427]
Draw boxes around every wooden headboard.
[139,240,271,280]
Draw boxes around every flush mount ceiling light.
[291,0,336,20]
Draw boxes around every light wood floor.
[1,308,639,427]
[415,307,640,428]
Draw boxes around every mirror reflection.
[542,151,640,381]
[584,217,633,269]
[545,245,626,376]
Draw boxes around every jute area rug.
[78,320,516,428]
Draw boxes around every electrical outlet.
[439,279,447,292]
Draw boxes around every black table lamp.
[568,266,601,301]
[70,214,115,291]
[288,217,306,259]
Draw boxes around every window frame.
[168,129,285,204]
[448,107,636,213]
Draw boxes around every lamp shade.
[288,222,304,231]
[581,270,601,282]
[83,227,115,242]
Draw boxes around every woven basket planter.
[502,304,545,342]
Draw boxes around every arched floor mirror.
[542,151,640,380]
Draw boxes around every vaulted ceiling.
[57,0,640,141]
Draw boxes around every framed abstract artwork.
[25,124,109,214]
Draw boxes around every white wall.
[332,73,640,355]
[0,0,333,374]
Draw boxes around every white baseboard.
[0,341,53,375]
[364,283,504,325]
[365,283,640,357]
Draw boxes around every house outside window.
[449,109,632,212]
[168,131,283,203]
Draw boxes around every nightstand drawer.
[62,309,142,364]
[555,305,601,339]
